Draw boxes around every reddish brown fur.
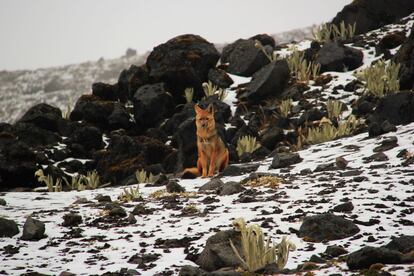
[183,104,229,177]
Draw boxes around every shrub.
[313,21,356,42]
[229,218,296,272]
[326,100,343,120]
[184,87,194,103]
[202,81,228,101]
[279,99,293,118]
[356,60,401,97]
[35,169,63,192]
[244,175,283,189]
[286,48,320,83]
[84,170,100,189]
[237,136,261,157]
[306,115,362,144]
[135,169,156,184]
[118,185,141,202]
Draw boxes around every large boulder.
[238,60,290,102]
[347,246,411,270]
[369,91,414,125]
[315,41,363,73]
[0,136,38,190]
[117,65,150,102]
[394,26,414,90]
[70,95,115,130]
[95,134,172,185]
[208,68,234,89]
[67,125,104,154]
[132,83,174,129]
[146,34,220,103]
[11,122,61,147]
[0,217,19,237]
[92,82,118,101]
[21,217,46,241]
[196,230,242,272]
[221,39,270,77]
[17,103,65,134]
[384,235,414,254]
[173,118,197,173]
[298,213,360,242]
[331,0,414,35]
[108,103,133,130]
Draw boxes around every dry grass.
[149,189,198,199]
[237,136,261,157]
[244,175,283,189]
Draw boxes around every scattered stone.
[335,156,348,170]
[384,235,414,254]
[270,152,302,169]
[219,181,244,196]
[108,207,127,217]
[196,230,242,271]
[95,194,112,203]
[332,201,354,212]
[0,217,19,238]
[238,60,290,102]
[315,41,363,73]
[373,136,398,152]
[166,180,185,193]
[298,213,360,242]
[198,179,224,193]
[62,213,83,227]
[128,252,160,266]
[347,246,410,269]
[220,163,259,177]
[0,198,6,206]
[325,245,348,257]
[21,217,46,241]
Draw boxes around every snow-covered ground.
[1,121,413,275]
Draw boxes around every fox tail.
[182,167,200,179]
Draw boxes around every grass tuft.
[236,136,261,157]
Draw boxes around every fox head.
[195,104,216,137]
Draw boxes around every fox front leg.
[208,151,217,177]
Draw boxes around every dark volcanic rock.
[198,96,231,125]
[17,103,67,135]
[347,246,408,269]
[68,125,104,153]
[0,138,38,190]
[332,201,354,212]
[238,60,290,102]
[70,95,115,130]
[260,127,284,151]
[146,34,220,103]
[315,41,363,73]
[132,83,174,129]
[117,64,149,101]
[160,103,196,136]
[270,153,302,169]
[198,178,224,192]
[208,68,234,89]
[331,0,414,35]
[108,104,133,130]
[394,28,414,90]
[95,135,172,185]
[196,230,242,272]
[369,92,414,125]
[0,217,19,237]
[174,118,197,173]
[11,122,61,147]
[166,180,185,193]
[221,38,270,77]
[325,245,348,258]
[298,213,360,242]
[384,235,414,254]
[21,217,45,241]
[62,213,83,227]
[92,82,118,101]
[219,181,244,196]
[249,34,276,48]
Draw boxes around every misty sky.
[0,0,352,70]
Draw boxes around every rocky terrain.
[1,0,414,275]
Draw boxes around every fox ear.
[207,103,214,114]
[194,104,203,113]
